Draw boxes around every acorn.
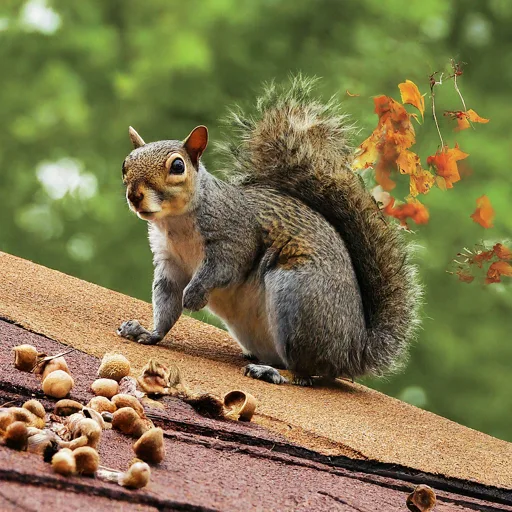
[91,378,119,399]
[54,399,84,416]
[111,394,145,418]
[40,356,71,381]
[52,448,76,476]
[98,353,131,382]
[137,359,173,395]
[26,427,57,455]
[1,407,40,428]
[23,399,46,428]
[65,416,101,449]
[0,411,14,434]
[4,421,29,450]
[82,407,106,430]
[112,407,149,438]
[119,461,151,489]
[406,485,437,512]
[12,344,39,372]
[73,446,99,475]
[133,428,165,464]
[42,370,74,399]
[87,396,116,414]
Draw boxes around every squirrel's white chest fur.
[149,216,205,279]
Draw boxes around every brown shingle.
[1,251,511,491]
[0,317,510,510]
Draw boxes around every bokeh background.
[1,0,511,440]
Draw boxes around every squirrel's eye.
[170,158,185,174]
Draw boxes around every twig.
[451,59,467,112]
[429,72,444,147]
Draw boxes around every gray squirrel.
[117,76,422,386]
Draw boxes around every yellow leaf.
[398,80,425,119]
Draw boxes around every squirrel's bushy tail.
[218,75,422,376]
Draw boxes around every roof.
[2,321,511,511]
[1,251,511,510]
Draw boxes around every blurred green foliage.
[1,0,510,440]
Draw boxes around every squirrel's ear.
[129,126,146,149]
[184,126,208,166]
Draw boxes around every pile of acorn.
[0,346,169,489]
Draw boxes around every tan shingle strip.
[1,251,511,490]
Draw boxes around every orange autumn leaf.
[493,243,512,261]
[409,168,436,197]
[470,195,495,228]
[426,144,469,189]
[397,149,421,175]
[396,149,435,197]
[346,90,360,97]
[472,249,494,268]
[444,109,490,131]
[383,197,429,228]
[485,261,512,284]
[354,95,416,191]
[398,80,425,119]
[467,109,489,124]
[456,269,475,283]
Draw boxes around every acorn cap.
[223,390,257,421]
[72,418,101,449]
[23,399,46,419]
[119,461,151,489]
[52,448,76,476]
[54,399,84,416]
[73,446,99,475]
[4,421,29,451]
[91,378,119,399]
[4,407,35,426]
[40,356,71,382]
[112,407,148,438]
[12,344,39,372]
[42,370,74,399]
[87,396,116,414]
[406,484,437,512]
[111,394,145,417]
[133,427,165,464]
[98,352,131,382]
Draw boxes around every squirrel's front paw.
[182,283,209,311]
[117,320,159,345]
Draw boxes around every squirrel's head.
[121,125,208,221]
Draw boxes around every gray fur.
[119,76,422,385]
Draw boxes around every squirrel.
[117,76,422,386]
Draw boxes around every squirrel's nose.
[128,190,144,208]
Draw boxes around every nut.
[42,370,74,399]
[13,344,39,372]
[87,396,116,414]
[98,353,131,382]
[133,428,165,464]
[111,394,145,417]
[112,407,149,438]
[91,378,119,399]
[54,399,84,416]
[73,446,99,475]
[41,356,70,381]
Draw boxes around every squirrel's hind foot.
[242,364,288,385]
[117,320,160,345]
[291,375,314,387]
